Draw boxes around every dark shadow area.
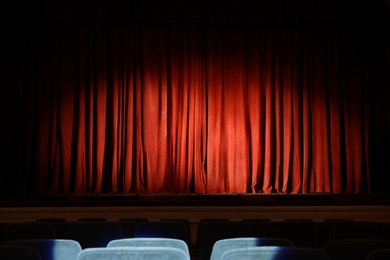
[1,193,389,207]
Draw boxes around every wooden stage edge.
[1,193,390,223]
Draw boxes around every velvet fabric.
[2,0,389,195]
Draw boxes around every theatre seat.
[366,248,390,260]
[160,219,192,243]
[210,237,294,260]
[242,219,270,237]
[220,246,330,260]
[0,245,42,260]
[76,247,190,260]
[322,239,390,260]
[118,218,149,238]
[264,221,318,248]
[197,221,253,260]
[134,221,191,246]
[382,223,390,239]
[107,237,190,257]
[3,239,82,260]
[329,221,384,239]
[1,222,57,242]
[69,222,123,248]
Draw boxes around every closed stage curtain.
[2,0,389,195]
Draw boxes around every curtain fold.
[2,0,389,195]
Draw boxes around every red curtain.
[2,0,389,195]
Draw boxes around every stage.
[1,193,390,223]
[1,193,390,207]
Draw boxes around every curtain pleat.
[2,0,389,195]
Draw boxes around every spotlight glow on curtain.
[2,0,389,195]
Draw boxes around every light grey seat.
[107,237,190,257]
[3,239,82,260]
[211,237,294,260]
[77,247,190,260]
[220,246,330,260]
